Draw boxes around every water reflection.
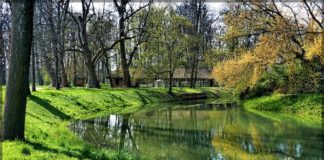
[69,102,323,160]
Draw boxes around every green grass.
[243,93,323,126]
[2,87,229,160]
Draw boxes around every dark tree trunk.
[72,51,77,86]
[31,40,36,91]
[58,50,68,87]
[189,55,196,88]
[119,16,132,88]
[104,57,114,88]
[168,77,172,94]
[54,49,60,90]
[85,58,100,88]
[168,63,172,94]
[2,0,34,140]
[0,29,6,85]
[80,18,100,88]
[193,47,199,88]
[35,44,43,85]
[189,1,202,89]
[26,85,31,96]
[168,52,174,94]
[101,61,105,84]
[58,28,69,87]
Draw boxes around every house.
[107,67,215,88]
[172,67,214,87]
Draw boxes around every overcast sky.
[69,1,313,26]
[70,2,227,16]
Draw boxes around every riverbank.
[2,87,233,159]
[243,93,322,126]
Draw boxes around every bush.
[245,61,321,98]
[245,65,287,98]
[286,60,320,93]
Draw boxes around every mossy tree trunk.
[2,0,34,140]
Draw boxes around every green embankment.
[243,93,323,126]
[2,87,229,160]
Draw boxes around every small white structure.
[154,79,165,88]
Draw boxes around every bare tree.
[113,0,152,87]
[40,0,70,89]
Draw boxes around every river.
[69,101,323,159]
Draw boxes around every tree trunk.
[2,0,34,140]
[168,77,172,94]
[31,40,36,91]
[58,49,68,87]
[43,55,57,87]
[54,48,60,90]
[104,57,114,88]
[168,53,173,94]
[85,58,100,88]
[58,28,69,87]
[79,19,100,88]
[190,1,202,89]
[35,43,43,85]
[101,61,105,83]
[193,47,199,88]
[119,15,132,87]
[72,51,77,86]
[0,28,6,85]
[189,55,196,88]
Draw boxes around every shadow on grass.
[25,140,101,159]
[134,91,150,104]
[109,94,129,107]
[29,95,71,120]
[138,89,177,102]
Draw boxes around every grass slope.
[243,93,322,126]
[2,87,226,160]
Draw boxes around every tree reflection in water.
[69,102,323,160]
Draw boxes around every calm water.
[70,102,323,160]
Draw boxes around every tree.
[163,11,191,93]
[2,0,34,140]
[66,0,100,88]
[66,0,123,88]
[0,1,11,85]
[177,0,215,88]
[35,0,58,87]
[213,1,323,95]
[39,0,70,89]
[141,7,191,93]
[113,0,152,87]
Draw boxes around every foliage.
[286,60,321,93]
[247,61,321,97]
[304,20,324,64]
[212,53,256,91]
[139,7,192,81]
[213,2,323,95]
[305,34,324,63]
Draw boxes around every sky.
[69,1,312,21]
[70,2,227,16]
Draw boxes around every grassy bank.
[243,93,322,125]
[2,87,229,160]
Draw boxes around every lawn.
[243,93,323,125]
